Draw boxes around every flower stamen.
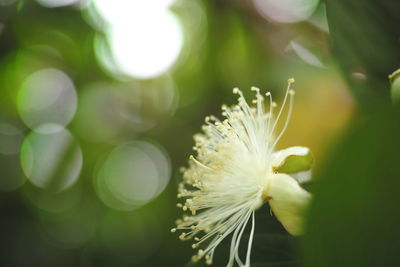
[173,78,311,266]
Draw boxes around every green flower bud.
[389,69,400,104]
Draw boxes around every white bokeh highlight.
[20,127,83,192]
[288,41,325,68]
[36,0,80,8]
[17,68,77,134]
[91,0,183,79]
[253,0,319,23]
[95,141,171,210]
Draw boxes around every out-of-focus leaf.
[288,41,325,68]
[303,105,400,267]
[326,0,400,108]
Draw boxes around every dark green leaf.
[303,105,400,267]
[326,0,400,108]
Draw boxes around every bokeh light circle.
[20,126,83,192]
[36,0,79,8]
[95,141,171,210]
[75,83,125,141]
[90,0,184,79]
[17,68,77,133]
[253,0,319,23]
[107,13,183,79]
[91,0,177,28]
[113,78,178,132]
[105,146,159,204]
[134,141,170,196]
[75,79,178,141]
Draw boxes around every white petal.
[266,173,311,235]
[271,146,313,183]
[272,146,310,166]
[290,170,312,184]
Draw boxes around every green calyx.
[273,150,314,174]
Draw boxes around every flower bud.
[389,69,400,104]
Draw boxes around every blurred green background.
[0,0,399,266]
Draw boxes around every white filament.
[173,79,296,266]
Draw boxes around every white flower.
[171,79,312,267]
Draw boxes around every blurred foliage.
[302,0,400,267]
[326,0,400,109]
[303,105,400,267]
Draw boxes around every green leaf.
[303,105,400,267]
[326,0,400,108]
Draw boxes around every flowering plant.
[172,79,313,266]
